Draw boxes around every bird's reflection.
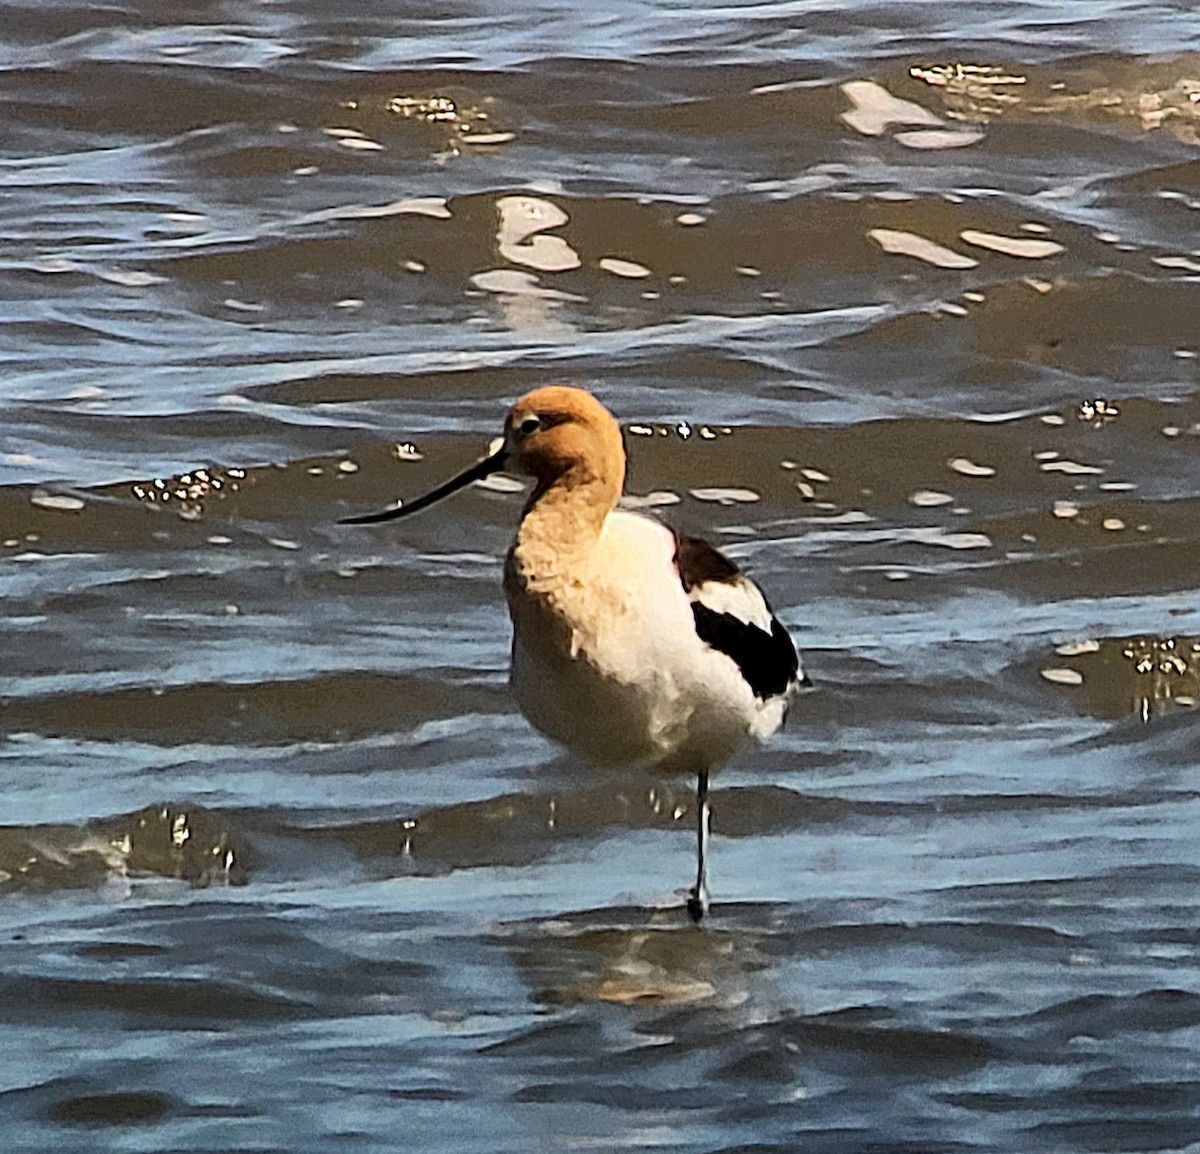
[493,903,783,1011]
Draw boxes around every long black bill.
[338,447,508,525]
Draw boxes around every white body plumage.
[506,508,796,775]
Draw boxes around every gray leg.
[686,770,711,923]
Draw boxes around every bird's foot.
[686,884,710,924]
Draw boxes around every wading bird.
[342,386,801,920]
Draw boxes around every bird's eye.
[518,414,541,438]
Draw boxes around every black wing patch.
[674,534,800,701]
[675,533,741,591]
[690,603,798,700]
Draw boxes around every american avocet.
[342,386,802,920]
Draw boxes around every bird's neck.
[509,469,619,581]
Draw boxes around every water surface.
[2,1,1200,1150]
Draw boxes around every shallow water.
[2,1,1200,1150]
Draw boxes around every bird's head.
[338,385,624,525]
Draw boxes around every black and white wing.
[673,533,801,701]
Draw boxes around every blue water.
[2,1,1200,1150]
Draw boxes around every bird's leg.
[686,769,711,923]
